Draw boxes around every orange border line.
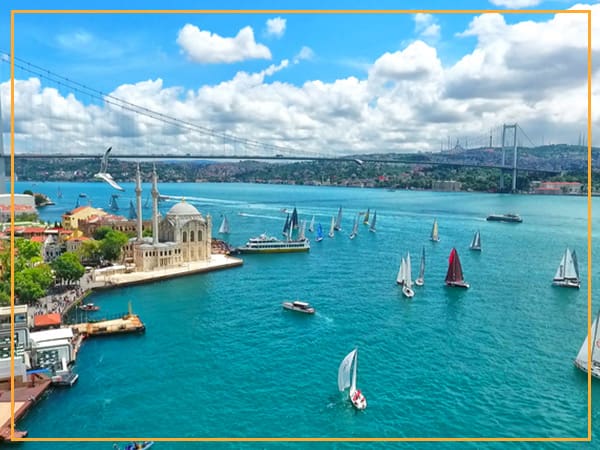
[9,8,593,443]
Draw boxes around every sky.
[0,0,598,157]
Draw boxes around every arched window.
[183,231,187,243]
[190,230,195,242]
[198,231,202,242]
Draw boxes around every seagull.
[93,147,125,191]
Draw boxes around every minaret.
[135,163,143,241]
[151,164,159,245]
[0,91,6,195]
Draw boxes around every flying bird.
[93,147,125,191]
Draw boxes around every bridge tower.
[500,124,518,192]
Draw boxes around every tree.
[52,252,85,285]
[15,238,42,261]
[78,239,102,264]
[23,189,34,196]
[93,226,113,241]
[99,230,129,262]
[15,270,46,304]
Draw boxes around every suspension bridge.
[0,53,569,195]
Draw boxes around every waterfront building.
[532,181,583,195]
[62,206,107,230]
[124,165,212,272]
[79,213,152,238]
[0,305,31,383]
[29,328,75,372]
[432,180,463,192]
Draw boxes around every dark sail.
[291,207,299,230]
[282,214,291,236]
[445,248,464,283]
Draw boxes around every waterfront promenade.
[91,254,243,288]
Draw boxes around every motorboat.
[282,301,315,314]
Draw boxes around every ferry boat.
[486,213,522,223]
[237,234,310,254]
[282,300,315,314]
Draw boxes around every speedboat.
[282,301,315,314]
[114,442,154,450]
[486,213,522,223]
[79,303,100,311]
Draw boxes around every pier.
[70,313,146,337]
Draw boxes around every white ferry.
[237,233,310,254]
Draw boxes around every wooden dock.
[70,313,145,336]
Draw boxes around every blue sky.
[0,1,597,156]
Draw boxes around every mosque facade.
[124,165,212,271]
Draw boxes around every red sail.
[445,248,464,283]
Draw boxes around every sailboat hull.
[349,387,367,410]
[446,281,470,288]
[402,286,415,298]
[415,278,424,286]
[574,359,600,379]
[552,279,580,288]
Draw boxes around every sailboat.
[298,220,306,241]
[552,247,580,288]
[402,252,415,298]
[574,310,600,378]
[430,218,440,242]
[316,223,324,242]
[109,194,119,211]
[415,246,425,286]
[396,257,406,286]
[369,211,377,233]
[282,214,291,239]
[445,248,469,288]
[363,208,370,225]
[349,214,359,240]
[219,215,230,234]
[469,230,481,251]
[337,348,367,410]
[334,207,343,231]
[329,216,335,238]
[128,200,137,220]
[57,186,63,199]
[309,216,315,233]
[291,207,299,231]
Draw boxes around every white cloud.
[266,17,286,38]
[5,4,600,156]
[489,0,543,7]
[414,13,441,41]
[176,24,271,63]
[293,46,315,64]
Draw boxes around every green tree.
[52,252,85,285]
[93,226,113,241]
[99,230,129,262]
[23,189,34,196]
[15,270,46,304]
[15,238,42,261]
[78,239,102,264]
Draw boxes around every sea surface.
[11,181,598,449]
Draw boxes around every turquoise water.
[12,181,597,448]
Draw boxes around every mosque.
[124,165,212,271]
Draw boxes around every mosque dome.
[166,201,201,217]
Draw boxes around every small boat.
[78,193,87,198]
[552,247,580,288]
[328,216,335,238]
[469,230,482,251]
[415,246,425,286]
[315,223,324,242]
[430,218,440,242]
[79,303,100,311]
[363,208,370,225]
[219,215,230,234]
[445,248,469,288]
[282,300,315,314]
[334,207,343,231]
[51,357,79,387]
[396,257,406,286]
[349,214,359,240]
[402,252,415,298]
[308,216,315,233]
[369,211,377,233]
[338,348,367,410]
[486,213,522,223]
[574,310,600,378]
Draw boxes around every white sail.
[575,311,600,370]
[219,215,230,234]
[351,349,358,392]
[564,248,578,280]
[350,215,358,239]
[431,219,439,242]
[334,207,343,230]
[405,252,413,288]
[338,349,356,391]
[572,250,580,280]
[298,220,306,241]
[397,257,406,284]
[309,216,315,233]
[329,216,335,238]
[554,252,566,280]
